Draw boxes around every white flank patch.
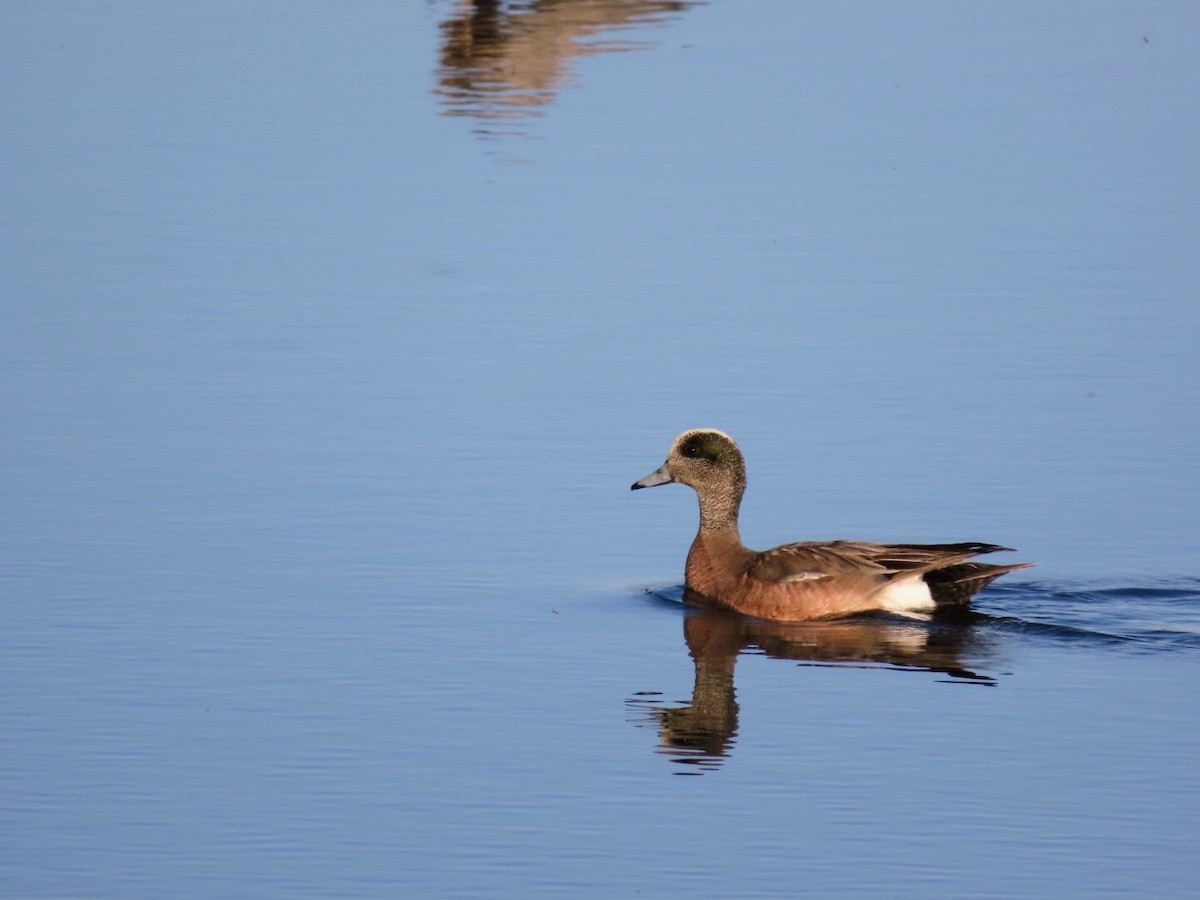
[877,576,936,615]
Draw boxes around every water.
[3,1,1199,897]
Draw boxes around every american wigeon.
[632,429,1031,621]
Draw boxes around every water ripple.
[979,579,1200,652]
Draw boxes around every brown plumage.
[632,429,1031,622]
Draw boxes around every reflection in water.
[436,0,703,135]
[628,592,995,774]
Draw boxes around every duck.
[632,428,1031,622]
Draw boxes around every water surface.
[3,1,1199,897]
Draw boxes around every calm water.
[3,2,1199,897]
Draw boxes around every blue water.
[3,2,1199,897]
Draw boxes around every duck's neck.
[696,478,745,537]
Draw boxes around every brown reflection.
[436,0,703,135]
[628,591,995,773]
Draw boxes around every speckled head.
[632,429,747,532]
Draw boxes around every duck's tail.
[922,560,1035,607]
[875,543,1032,614]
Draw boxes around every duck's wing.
[746,540,1015,584]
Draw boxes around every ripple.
[980,579,1200,652]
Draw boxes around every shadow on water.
[435,0,704,137]
[628,580,1200,774]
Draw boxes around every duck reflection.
[436,0,702,134]
[628,591,995,773]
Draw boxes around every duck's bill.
[631,463,673,490]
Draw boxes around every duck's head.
[632,429,747,530]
